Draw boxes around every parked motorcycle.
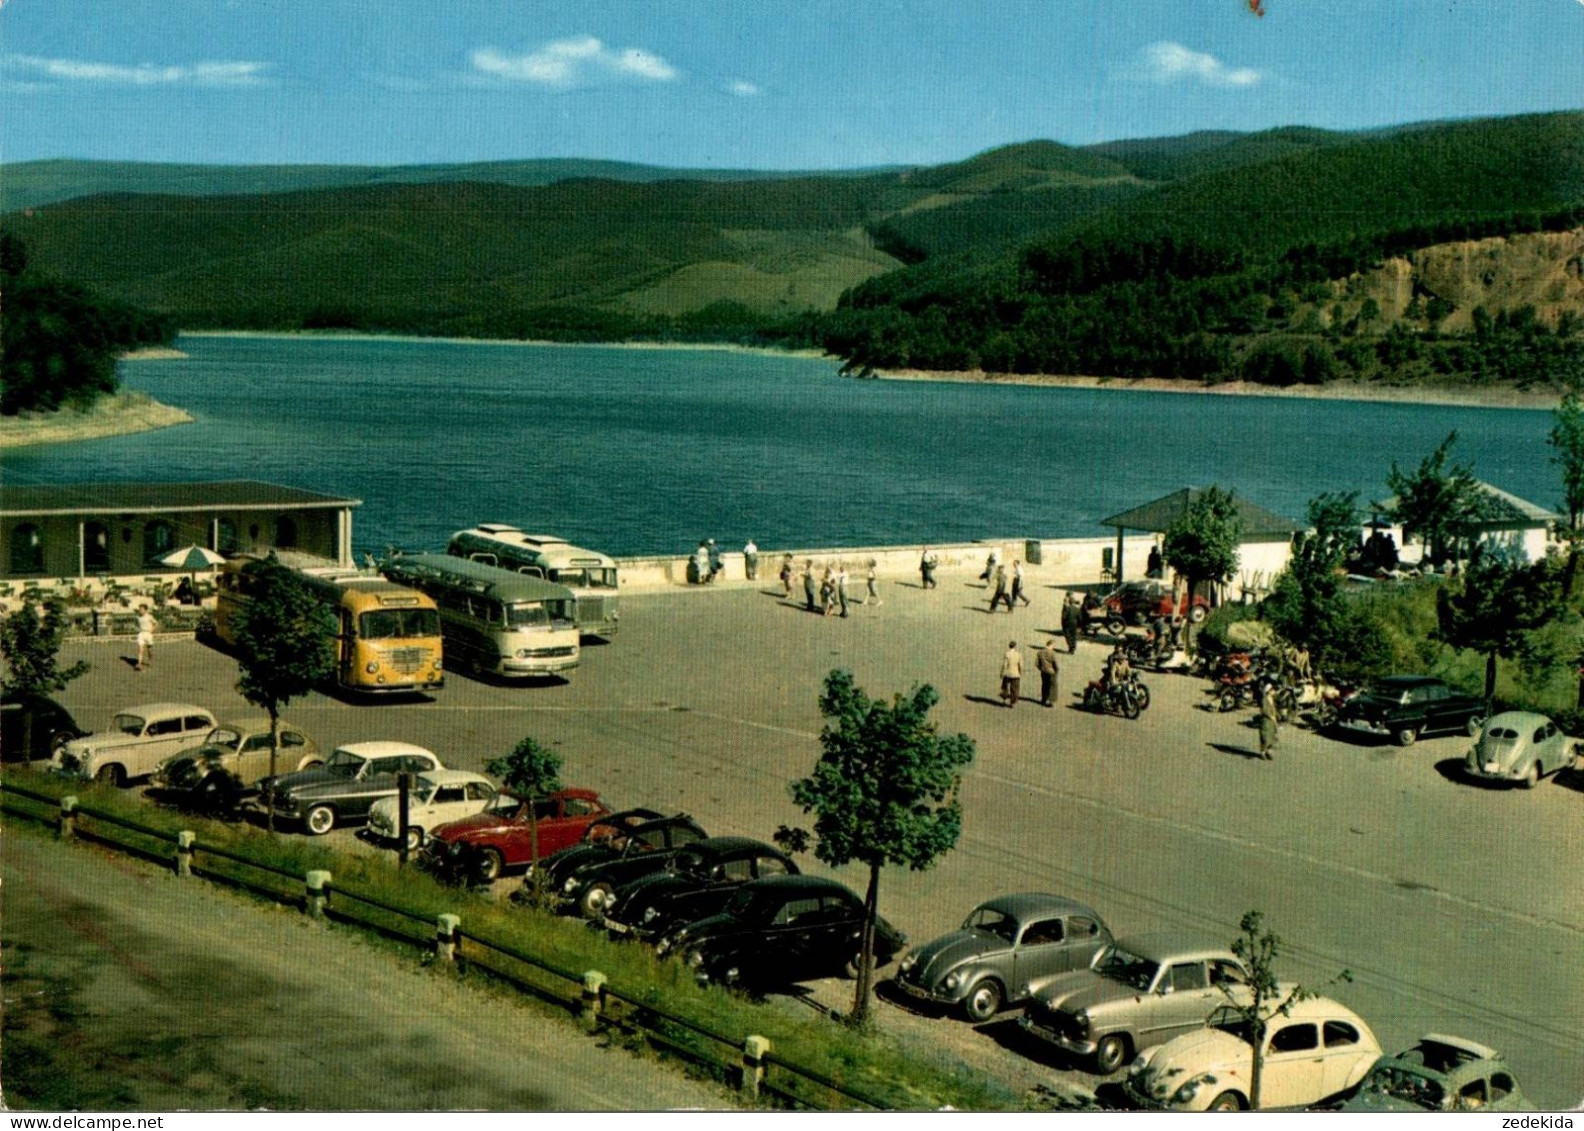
[1083,673,1151,719]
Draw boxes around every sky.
[1,0,1581,170]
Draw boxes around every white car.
[54,702,217,787]
[367,769,501,850]
[1125,994,1381,1111]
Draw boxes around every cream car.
[1124,995,1381,1111]
[54,702,217,787]
[367,769,501,851]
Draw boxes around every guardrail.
[0,779,884,1110]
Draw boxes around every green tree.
[1262,492,1381,676]
[486,736,563,896]
[1434,547,1560,702]
[0,599,90,758]
[1384,431,1481,566]
[778,670,976,1027]
[1162,486,1243,613]
[231,556,336,830]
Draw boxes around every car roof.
[1112,932,1235,962]
[739,874,853,896]
[690,836,785,857]
[549,787,603,802]
[974,892,1103,921]
[414,769,493,787]
[214,716,297,732]
[114,702,213,718]
[1271,994,1369,1025]
[1482,711,1553,731]
[333,741,438,758]
[1374,675,1442,689]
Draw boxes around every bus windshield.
[553,567,616,589]
[358,607,441,640]
[506,603,550,628]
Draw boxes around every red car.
[1097,580,1209,634]
[422,787,611,881]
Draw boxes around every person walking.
[780,555,794,598]
[999,641,1023,708]
[802,560,817,611]
[979,549,999,583]
[1011,560,1031,607]
[1035,638,1060,707]
[820,567,836,617]
[1061,592,1082,654]
[989,564,1010,612]
[836,566,851,618]
[134,605,156,671]
[743,539,759,581]
[919,546,938,589]
[863,560,881,606]
[1258,681,1280,760]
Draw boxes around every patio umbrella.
[159,544,226,597]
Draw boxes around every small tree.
[1263,492,1362,673]
[1162,486,1243,612]
[778,670,976,1027]
[486,736,563,897]
[0,599,90,757]
[1384,431,1481,566]
[1435,546,1560,702]
[1220,911,1351,1111]
[231,556,335,829]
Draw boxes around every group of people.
[986,558,1032,613]
[786,558,881,617]
[998,636,1064,708]
[688,538,762,584]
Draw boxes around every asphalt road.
[46,575,1584,1109]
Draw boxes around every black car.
[0,694,85,763]
[602,836,799,942]
[517,811,709,919]
[670,874,906,993]
[1335,675,1486,746]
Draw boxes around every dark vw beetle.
[517,811,709,919]
[892,893,1113,1022]
[671,874,906,993]
[603,836,799,942]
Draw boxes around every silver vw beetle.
[891,893,1112,1023]
[1464,711,1576,789]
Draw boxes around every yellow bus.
[214,555,445,695]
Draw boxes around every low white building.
[1100,487,1297,603]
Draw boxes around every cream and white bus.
[446,524,619,638]
[381,552,580,680]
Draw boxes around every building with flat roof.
[1,480,360,579]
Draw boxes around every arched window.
[9,523,44,575]
[143,519,176,564]
[84,521,111,572]
[215,517,239,555]
[275,515,298,549]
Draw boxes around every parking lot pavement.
[48,582,1584,1109]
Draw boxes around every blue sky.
[2,0,1581,169]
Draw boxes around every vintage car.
[1464,711,1574,789]
[1095,580,1209,635]
[1,693,85,764]
[1124,996,1382,1111]
[670,874,906,993]
[891,893,1113,1023]
[366,769,500,850]
[1019,932,1253,1075]
[421,788,613,881]
[1340,1034,1533,1112]
[257,741,443,835]
[601,836,799,942]
[520,811,711,919]
[1333,675,1485,746]
[150,717,321,808]
[53,702,217,787]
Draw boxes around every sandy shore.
[0,392,194,450]
[871,368,1566,411]
[180,329,829,360]
[120,346,189,360]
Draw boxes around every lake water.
[0,334,1563,557]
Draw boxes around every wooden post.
[57,795,78,840]
[175,830,195,877]
[741,1034,770,1099]
[434,913,460,963]
[397,770,413,869]
[305,869,331,919]
[580,970,607,1032]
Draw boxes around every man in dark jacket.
[1061,593,1082,654]
[1035,639,1060,707]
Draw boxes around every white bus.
[380,552,580,680]
[446,524,619,638]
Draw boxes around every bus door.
[337,608,356,687]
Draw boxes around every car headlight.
[941,971,960,992]
[642,906,660,924]
[1074,1010,1090,1035]
[899,954,916,973]
[563,876,580,894]
[1174,1075,1215,1105]
[685,948,705,969]
[1128,1055,1149,1077]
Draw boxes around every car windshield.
[1095,946,1160,991]
[113,714,147,736]
[670,849,710,876]
[1363,1065,1445,1108]
[506,602,550,628]
[963,907,1019,942]
[323,748,368,776]
[206,727,244,749]
[358,608,441,639]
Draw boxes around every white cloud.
[726,79,761,97]
[1137,41,1262,88]
[3,54,270,86]
[470,36,678,88]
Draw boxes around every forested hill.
[4,111,1583,387]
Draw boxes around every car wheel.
[95,764,126,788]
[198,773,237,812]
[1105,617,1126,638]
[962,978,1004,1023]
[1522,762,1541,789]
[303,804,336,836]
[49,730,73,753]
[1188,605,1207,623]
[578,881,616,920]
[1208,1090,1246,1112]
[404,827,424,852]
[1394,726,1419,747]
[474,847,504,883]
[1465,714,1485,738]
[1093,1033,1130,1075]
[1218,689,1239,713]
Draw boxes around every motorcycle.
[1218,670,1296,718]
[1083,673,1151,719]
[1306,675,1359,729]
